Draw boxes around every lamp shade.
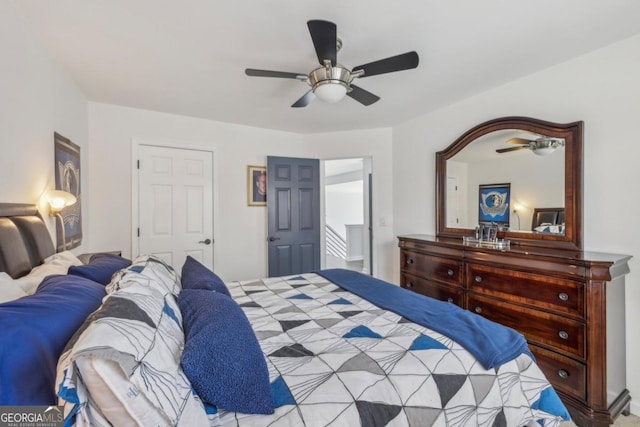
[47,190,77,213]
[313,82,348,104]
[532,147,556,156]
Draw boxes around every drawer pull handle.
[447,269,454,276]
[557,369,569,379]
[558,293,569,301]
[474,307,483,314]
[474,276,482,283]
[406,282,414,288]
[559,331,569,340]
[447,297,454,303]
[406,258,415,265]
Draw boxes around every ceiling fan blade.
[347,84,380,106]
[245,69,307,79]
[353,51,419,78]
[307,20,337,66]
[506,137,534,145]
[291,90,315,108]
[496,146,528,154]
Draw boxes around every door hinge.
[137,160,140,169]
[137,227,140,237]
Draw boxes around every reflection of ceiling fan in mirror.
[496,137,565,156]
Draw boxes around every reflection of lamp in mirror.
[46,190,77,251]
[512,203,522,230]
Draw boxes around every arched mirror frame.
[436,116,583,250]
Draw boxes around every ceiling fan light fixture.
[532,146,556,156]
[313,80,348,103]
[532,138,565,156]
[309,65,352,103]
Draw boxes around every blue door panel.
[268,156,320,277]
[276,189,291,231]
[299,188,314,230]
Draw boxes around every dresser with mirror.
[398,117,631,426]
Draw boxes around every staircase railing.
[326,224,347,260]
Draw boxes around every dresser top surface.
[398,234,632,265]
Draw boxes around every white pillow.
[76,356,171,427]
[14,251,83,295]
[0,272,28,304]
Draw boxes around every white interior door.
[137,145,213,270]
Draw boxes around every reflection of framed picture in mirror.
[247,165,267,206]
[478,183,510,225]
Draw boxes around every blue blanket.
[0,275,105,405]
[316,268,528,369]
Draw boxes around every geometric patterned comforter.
[215,273,569,427]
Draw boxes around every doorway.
[323,157,372,274]
[133,144,214,271]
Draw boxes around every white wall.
[88,104,394,282]
[325,181,364,237]
[392,34,640,414]
[0,2,89,250]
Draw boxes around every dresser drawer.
[467,263,585,319]
[401,251,463,287]
[467,294,586,359]
[529,345,586,401]
[401,273,463,306]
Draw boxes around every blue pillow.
[178,289,273,414]
[68,253,131,285]
[0,275,105,404]
[181,256,229,296]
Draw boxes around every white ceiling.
[14,0,640,134]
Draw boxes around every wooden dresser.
[398,234,631,427]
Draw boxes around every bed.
[0,203,570,426]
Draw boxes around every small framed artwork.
[478,183,510,225]
[54,132,83,250]
[247,165,267,206]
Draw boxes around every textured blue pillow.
[181,256,229,296]
[178,289,274,414]
[68,253,131,285]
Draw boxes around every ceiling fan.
[496,137,565,156]
[245,20,419,108]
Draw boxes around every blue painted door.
[267,156,320,277]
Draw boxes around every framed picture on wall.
[478,183,510,225]
[54,132,83,250]
[247,165,267,206]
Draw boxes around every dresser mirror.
[436,117,583,250]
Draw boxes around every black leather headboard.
[0,203,55,279]
[531,207,565,230]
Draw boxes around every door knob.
[268,236,281,242]
[198,238,212,245]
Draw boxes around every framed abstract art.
[54,132,82,250]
